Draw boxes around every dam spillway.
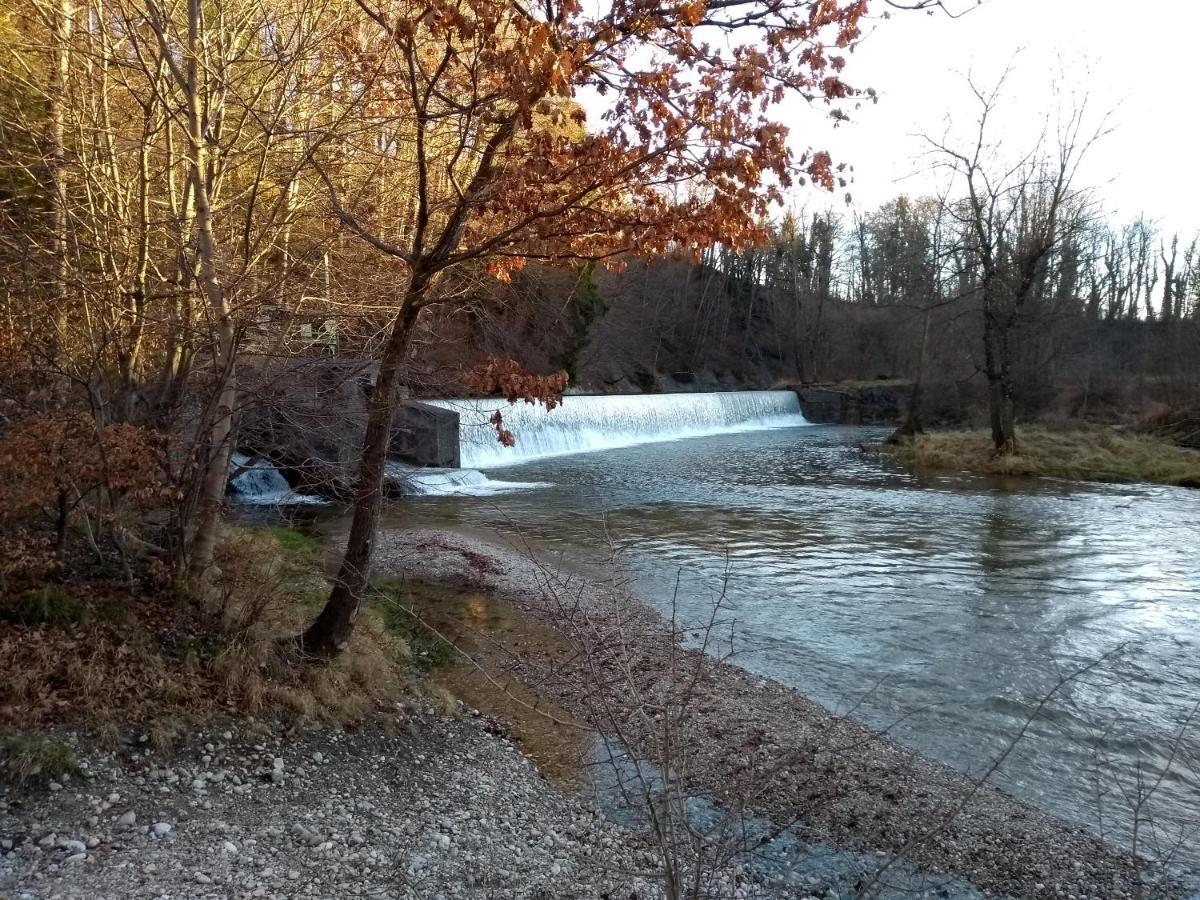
[427,390,808,468]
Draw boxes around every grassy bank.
[0,521,593,792]
[887,427,1200,488]
[0,526,417,744]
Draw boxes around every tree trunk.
[46,0,74,350]
[181,0,237,595]
[983,298,1017,455]
[892,300,932,442]
[300,279,427,658]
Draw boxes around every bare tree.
[924,73,1105,453]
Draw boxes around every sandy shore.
[374,526,1184,900]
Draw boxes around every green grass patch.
[369,580,462,671]
[889,427,1200,488]
[265,526,321,558]
[0,735,79,787]
[1,586,89,626]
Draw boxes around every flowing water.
[381,394,1200,882]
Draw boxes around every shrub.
[0,586,89,626]
[0,736,79,787]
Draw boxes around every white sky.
[786,0,1200,234]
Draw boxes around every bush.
[0,586,89,626]
[0,736,79,787]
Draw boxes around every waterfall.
[228,452,327,505]
[428,390,807,469]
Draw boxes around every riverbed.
[382,421,1200,880]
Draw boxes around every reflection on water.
[382,424,1200,878]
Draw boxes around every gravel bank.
[374,527,1184,900]
[0,708,678,899]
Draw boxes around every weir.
[429,390,808,468]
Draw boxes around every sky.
[787,0,1200,234]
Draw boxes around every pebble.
[0,713,685,900]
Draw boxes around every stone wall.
[390,402,460,468]
[795,382,913,425]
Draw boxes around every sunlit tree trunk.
[167,0,237,594]
[45,0,74,352]
[300,277,428,656]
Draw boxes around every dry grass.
[0,526,413,736]
[891,427,1200,488]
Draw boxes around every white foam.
[387,465,551,497]
[228,453,329,506]
[427,390,808,468]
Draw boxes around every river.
[378,402,1200,882]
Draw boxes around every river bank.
[880,427,1200,488]
[1,519,1189,898]
[370,526,1184,899]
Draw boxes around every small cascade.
[228,452,327,505]
[385,464,550,496]
[428,390,807,468]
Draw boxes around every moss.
[887,427,1200,488]
[0,735,79,787]
[370,580,462,670]
[1,586,89,626]
[265,526,321,558]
